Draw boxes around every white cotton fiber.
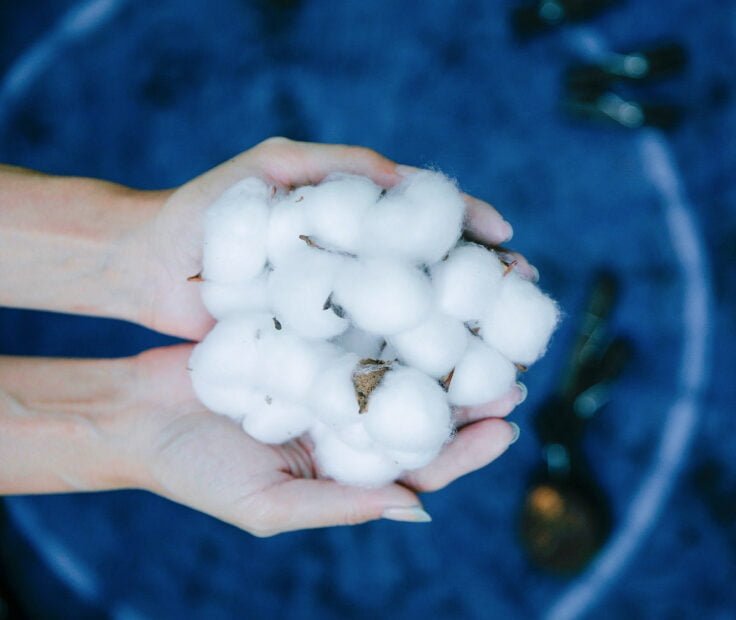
[337,421,375,451]
[257,330,339,401]
[384,446,440,470]
[359,171,464,263]
[202,178,271,283]
[188,313,273,385]
[189,378,266,421]
[241,397,313,444]
[431,243,505,321]
[332,258,433,335]
[266,193,314,268]
[447,337,517,406]
[331,326,384,359]
[363,366,452,452]
[312,424,402,487]
[389,312,468,378]
[480,273,560,366]
[308,353,362,429]
[200,271,270,320]
[268,252,348,339]
[302,174,382,252]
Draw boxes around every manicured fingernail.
[516,381,528,404]
[502,220,514,242]
[395,164,420,177]
[508,422,521,445]
[529,265,540,283]
[382,506,432,523]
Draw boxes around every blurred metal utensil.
[519,271,633,574]
[511,0,624,39]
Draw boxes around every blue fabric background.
[0,1,733,618]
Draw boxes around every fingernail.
[529,265,540,283]
[502,220,514,242]
[516,381,528,405]
[382,506,432,523]
[508,422,521,445]
[395,164,420,177]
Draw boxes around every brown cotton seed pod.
[352,358,393,413]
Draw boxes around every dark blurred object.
[0,503,26,620]
[563,90,684,129]
[511,0,624,39]
[519,271,633,574]
[565,42,687,90]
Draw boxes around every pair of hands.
[4,138,533,536]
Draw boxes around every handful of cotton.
[189,171,559,487]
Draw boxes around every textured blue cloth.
[0,1,733,618]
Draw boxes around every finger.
[400,418,518,492]
[453,383,526,427]
[251,478,426,535]
[495,248,539,282]
[255,137,401,188]
[463,194,514,246]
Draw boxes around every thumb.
[251,478,430,536]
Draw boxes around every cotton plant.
[189,171,559,487]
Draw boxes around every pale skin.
[0,137,534,536]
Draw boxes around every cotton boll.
[480,274,560,366]
[266,194,314,268]
[333,258,432,335]
[241,398,313,444]
[268,252,348,339]
[188,313,273,385]
[338,422,375,451]
[389,312,468,378]
[203,178,270,283]
[447,337,517,406]
[190,376,266,421]
[384,446,440,470]
[431,243,505,321]
[309,353,362,429]
[200,271,269,320]
[312,426,402,487]
[257,330,339,401]
[302,174,382,252]
[331,326,384,359]
[363,366,452,452]
[359,171,464,263]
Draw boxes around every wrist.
[0,355,146,494]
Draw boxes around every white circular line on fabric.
[547,31,713,620]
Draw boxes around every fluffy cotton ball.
[268,252,348,339]
[203,178,270,283]
[363,366,452,452]
[331,326,384,359]
[333,258,433,335]
[302,174,382,252]
[447,337,517,406]
[480,273,560,366]
[312,424,402,487]
[431,243,505,321]
[257,330,339,401]
[338,422,375,451]
[384,446,441,470]
[241,397,313,444]
[189,379,266,421]
[188,313,274,385]
[266,193,314,268]
[359,171,464,263]
[389,312,468,378]
[200,271,270,320]
[309,353,362,429]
